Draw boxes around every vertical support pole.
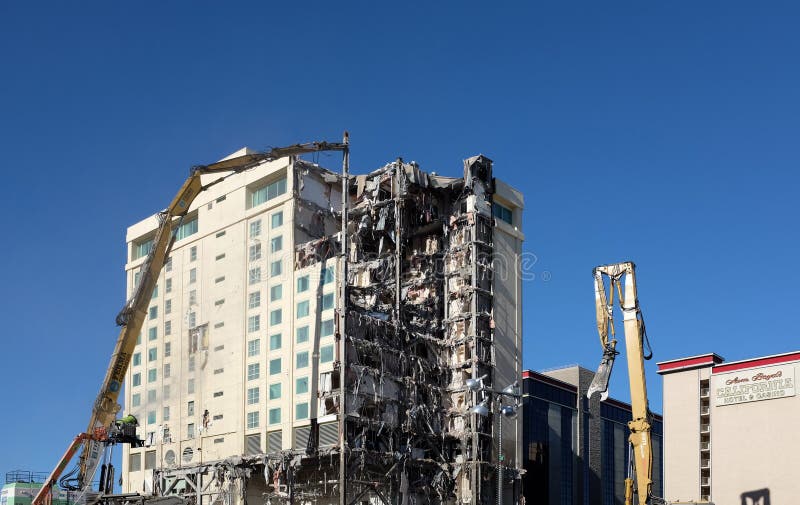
[339,131,350,505]
[498,402,503,505]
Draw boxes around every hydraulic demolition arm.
[586,262,712,505]
[587,262,653,505]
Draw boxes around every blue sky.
[1,1,799,477]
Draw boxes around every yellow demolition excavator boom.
[32,138,349,505]
[586,261,712,505]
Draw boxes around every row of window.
[244,346,335,379]
[246,321,334,356]
[132,175,287,264]
[131,404,306,433]
[246,402,308,429]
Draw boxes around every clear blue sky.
[2,1,799,477]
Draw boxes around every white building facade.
[658,350,800,505]
[121,149,524,504]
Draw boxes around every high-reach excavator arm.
[587,262,653,505]
[32,138,349,505]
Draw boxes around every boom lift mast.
[32,139,348,505]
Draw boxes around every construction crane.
[32,138,349,505]
[586,261,711,505]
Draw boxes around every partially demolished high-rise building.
[121,148,524,505]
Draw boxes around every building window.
[188,378,195,394]
[133,352,141,367]
[133,237,154,261]
[147,369,157,383]
[296,377,308,394]
[188,401,195,416]
[187,311,196,328]
[321,319,334,337]
[132,393,141,407]
[296,301,309,318]
[164,299,171,315]
[216,253,225,261]
[249,243,261,262]
[189,246,197,262]
[297,275,309,293]
[148,348,157,362]
[296,351,309,369]
[164,342,171,357]
[247,363,260,381]
[149,307,158,320]
[163,384,170,399]
[322,267,334,285]
[147,389,157,402]
[270,236,282,253]
[189,289,197,305]
[270,260,282,277]
[249,267,261,285]
[321,293,334,310]
[296,403,309,420]
[151,285,158,299]
[251,177,287,207]
[132,373,141,387]
[270,333,282,351]
[296,326,309,344]
[320,345,334,363]
[188,356,195,372]
[216,231,226,238]
[148,327,157,341]
[163,363,171,378]
[270,284,282,301]
[165,257,172,272]
[164,320,172,336]
[247,411,259,429]
[176,216,198,240]
[269,383,282,400]
[129,452,141,472]
[147,411,156,425]
[214,277,225,284]
[247,387,259,405]
[187,423,195,439]
[249,291,261,309]
[247,339,260,357]
[189,268,197,284]
[213,390,224,397]
[493,202,513,225]
[270,309,282,326]
[271,211,283,229]
[249,220,261,238]
[268,408,281,425]
[165,278,172,293]
[248,315,260,333]
[163,406,170,421]
[269,358,281,375]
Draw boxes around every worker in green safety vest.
[117,414,138,426]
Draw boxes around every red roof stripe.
[657,355,718,372]
[712,351,800,374]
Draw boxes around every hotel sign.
[713,364,796,407]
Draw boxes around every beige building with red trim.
[657,351,799,505]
